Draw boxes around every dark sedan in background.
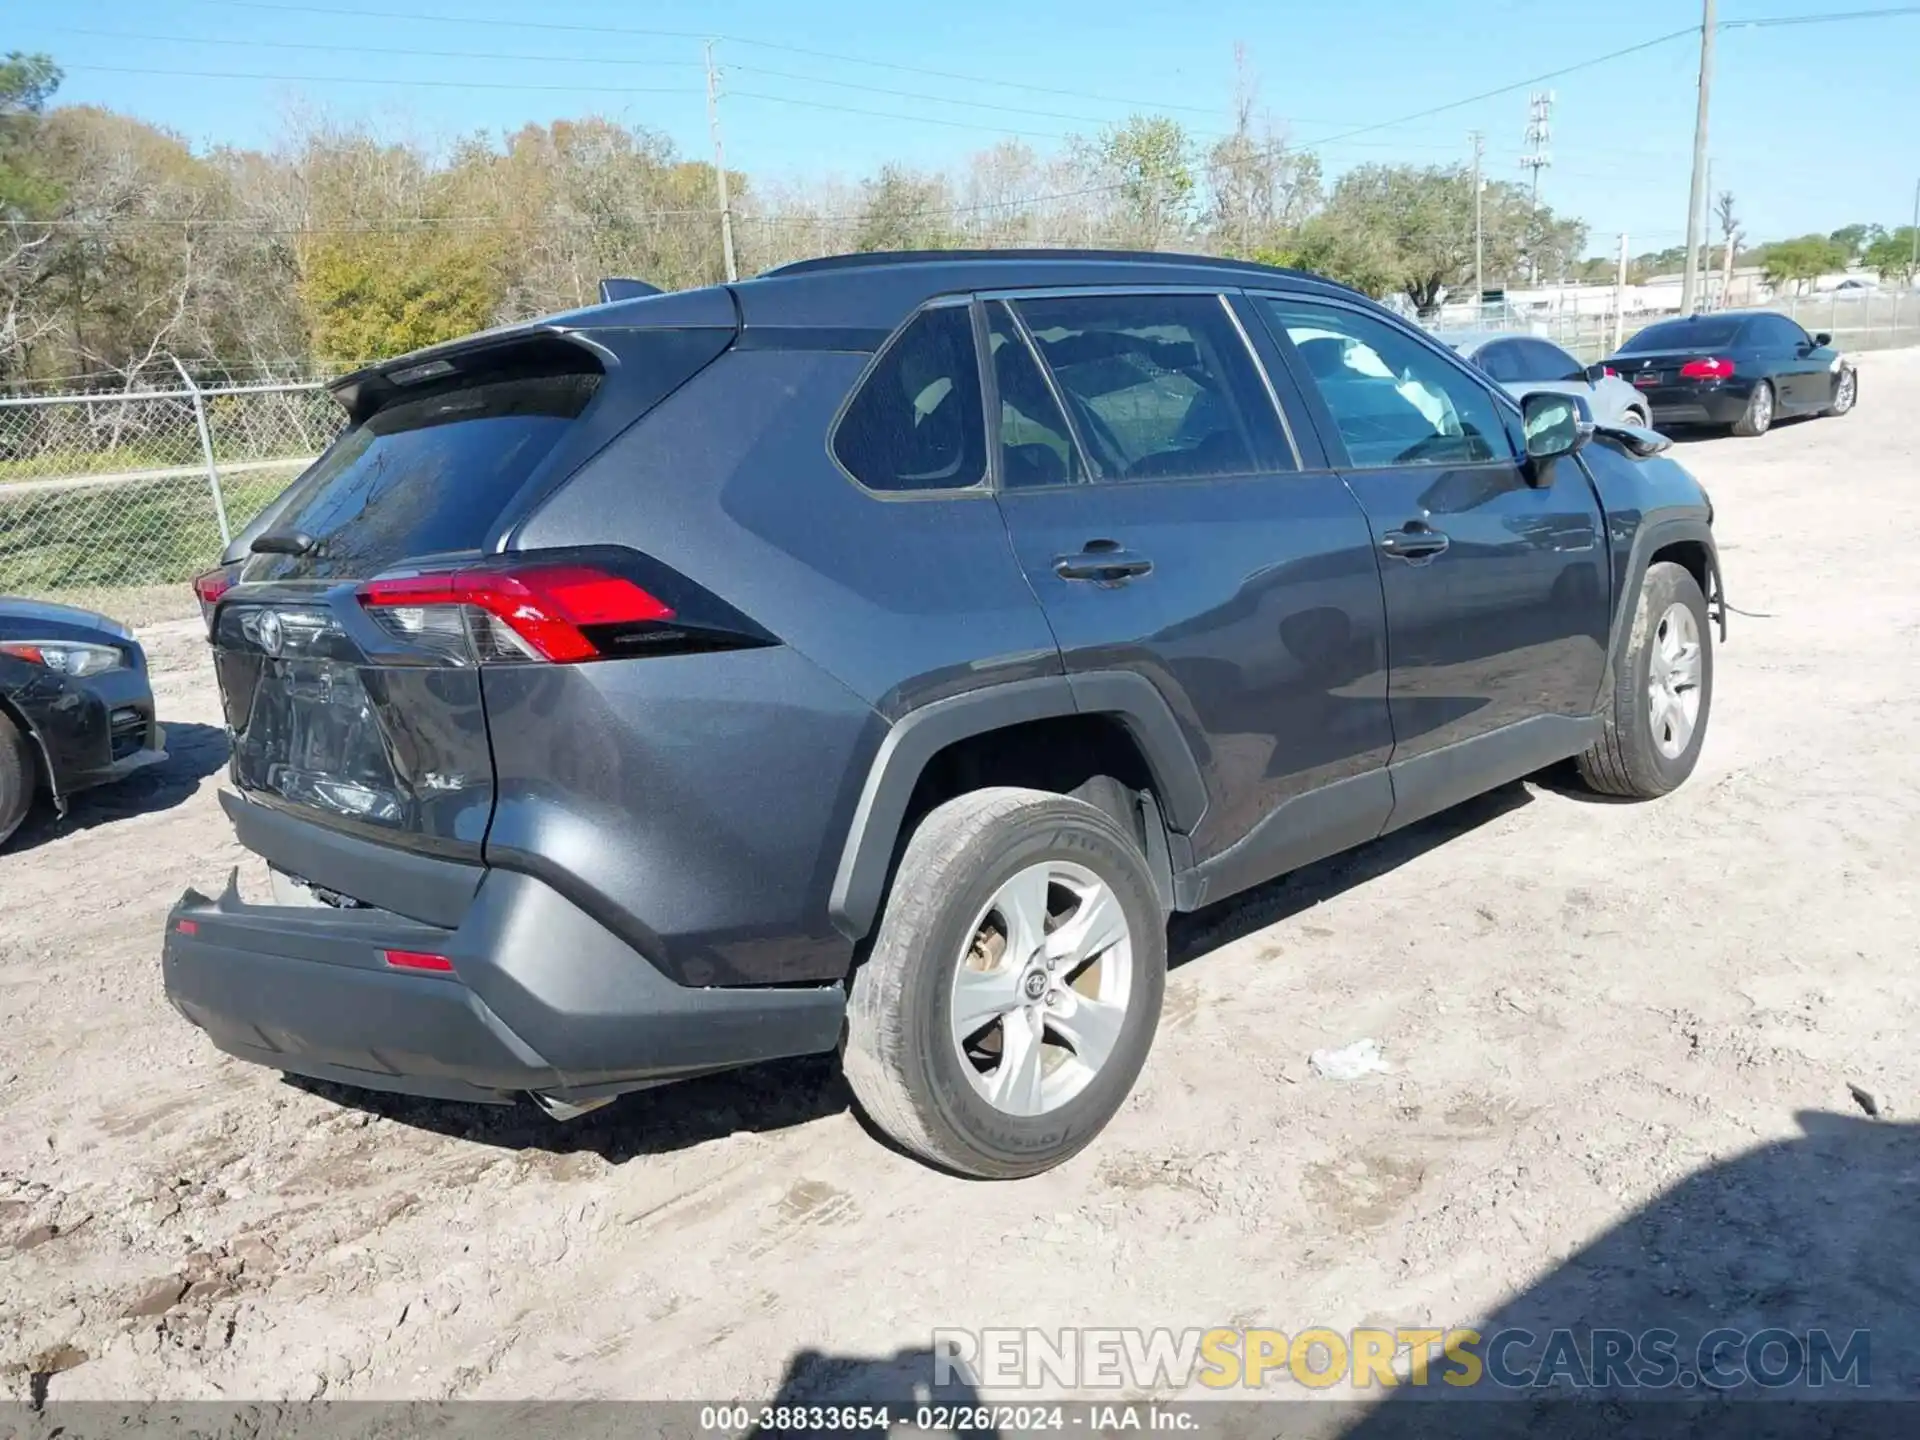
[1605,310,1858,437]
[0,597,166,847]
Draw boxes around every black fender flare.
[827,671,1208,941]
[0,692,61,814]
[1605,513,1726,695]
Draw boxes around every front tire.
[1576,561,1713,799]
[1823,365,1857,417]
[842,787,1165,1179]
[1730,380,1774,437]
[0,712,35,849]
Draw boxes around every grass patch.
[0,468,298,596]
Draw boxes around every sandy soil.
[4,351,1918,1413]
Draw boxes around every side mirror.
[1814,332,1832,347]
[1520,390,1592,474]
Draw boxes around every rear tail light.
[383,948,455,973]
[1679,357,1734,379]
[193,566,235,606]
[1600,366,1618,379]
[360,564,678,665]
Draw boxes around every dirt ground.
[5,350,1918,1413]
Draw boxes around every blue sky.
[14,0,1920,257]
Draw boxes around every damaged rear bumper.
[161,866,846,1107]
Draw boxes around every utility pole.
[1680,0,1716,315]
[1519,91,1553,284]
[1613,231,1629,352]
[1910,176,1918,275]
[1700,159,1713,307]
[705,40,739,283]
[1471,130,1485,313]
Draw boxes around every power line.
[188,0,1262,119]
[55,26,705,71]
[62,63,693,95]
[1309,27,1698,146]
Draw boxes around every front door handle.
[1055,542,1153,582]
[1380,525,1450,561]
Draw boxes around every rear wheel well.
[901,714,1158,844]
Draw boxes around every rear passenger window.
[1476,340,1527,383]
[832,304,986,493]
[1014,293,1290,482]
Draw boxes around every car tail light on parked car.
[1679,357,1735,379]
[193,567,235,607]
[359,564,679,665]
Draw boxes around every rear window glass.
[1620,318,1744,353]
[245,370,599,581]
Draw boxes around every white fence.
[0,381,338,623]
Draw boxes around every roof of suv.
[336,250,1366,397]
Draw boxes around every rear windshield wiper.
[250,529,320,556]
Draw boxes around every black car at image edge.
[0,596,167,846]
[1604,309,1859,437]
[162,248,1726,1178]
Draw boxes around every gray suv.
[163,251,1724,1178]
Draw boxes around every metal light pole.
[1680,0,1717,315]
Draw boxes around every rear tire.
[1576,561,1713,799]
[0,712,35,849]
[842,787,1165,1179]
[1626,407,1652,429]
[1730,380,1774,437]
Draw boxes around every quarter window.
[832,304,986,493]
[1261,299,1513,469]
[1013,293,1290,482]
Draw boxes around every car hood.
[0,595,132,641]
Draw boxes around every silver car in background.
[1434,330,1654,430]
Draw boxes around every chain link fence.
[4,286,1917,628]
[1425,288,1920,362]
[0,381,341,625]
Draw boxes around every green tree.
[851,164,954,253]
[1305,163,1585,312]
[1863,227,1919,287]
[1757,234,1848,295]
[0,51,62,216]
[1094,115,1195,248]
[1828,223,1882,263]
[298,232,500,366]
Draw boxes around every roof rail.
[758,248,1319,282]
[598,277,663,303]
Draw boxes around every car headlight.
[0,640,126,678]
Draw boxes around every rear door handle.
[1055,543,1153,582]
[1380,525,1450,561]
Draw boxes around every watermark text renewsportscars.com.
[932,1326,1870,1392]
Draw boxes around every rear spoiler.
[599,277,663,303]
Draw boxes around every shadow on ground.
[285,1051,851,1163]
[6,720,227,854]
[306,780,1534,1162]
[1333,1110,1918,1437]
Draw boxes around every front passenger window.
[1261,299,1513,469]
